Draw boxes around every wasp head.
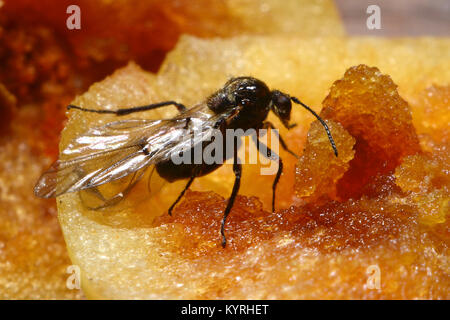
[271,90,296,129]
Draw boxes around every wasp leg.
[221,141,242,248]
[262,121,299,159]
[75,166,144,211]
[67,101,187,116]
[167,174,196,216]
[184,117,191,129]
[251,135,283,213]
[213,117,225,129]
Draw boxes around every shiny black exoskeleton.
[156,77,291,180]
[66,77,338,247]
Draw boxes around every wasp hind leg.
[67,101,187,116]
[78,168,145,211]
[167,174,197,216]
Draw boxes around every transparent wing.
[78,166,148,210]
[34,103,232,198]
[34,140,154,198]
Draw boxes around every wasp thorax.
[207,91,231,113]
[207,77,272,122]
[229,77,271,107]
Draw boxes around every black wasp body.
[156,77,273,181]
[35,76,337,247]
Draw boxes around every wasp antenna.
[290,96,338,157]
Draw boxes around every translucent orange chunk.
[157,190,417,255]
[321,65,421,200]
[295,120,355,201]
[152,190,447,299]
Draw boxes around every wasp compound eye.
[271,90,292,128]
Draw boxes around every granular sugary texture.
[155,191,418,255]
[0,1,343,299]
[0,134,83,299]
[295,120,355,202]
[321,65,421,200]
[408,85,450,145]
[142,191,446,299]
[56,37,450,299]
[395,144,450,225]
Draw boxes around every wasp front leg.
[251,135,283,213]
[262,121,299,159]
[221,137,242,248]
